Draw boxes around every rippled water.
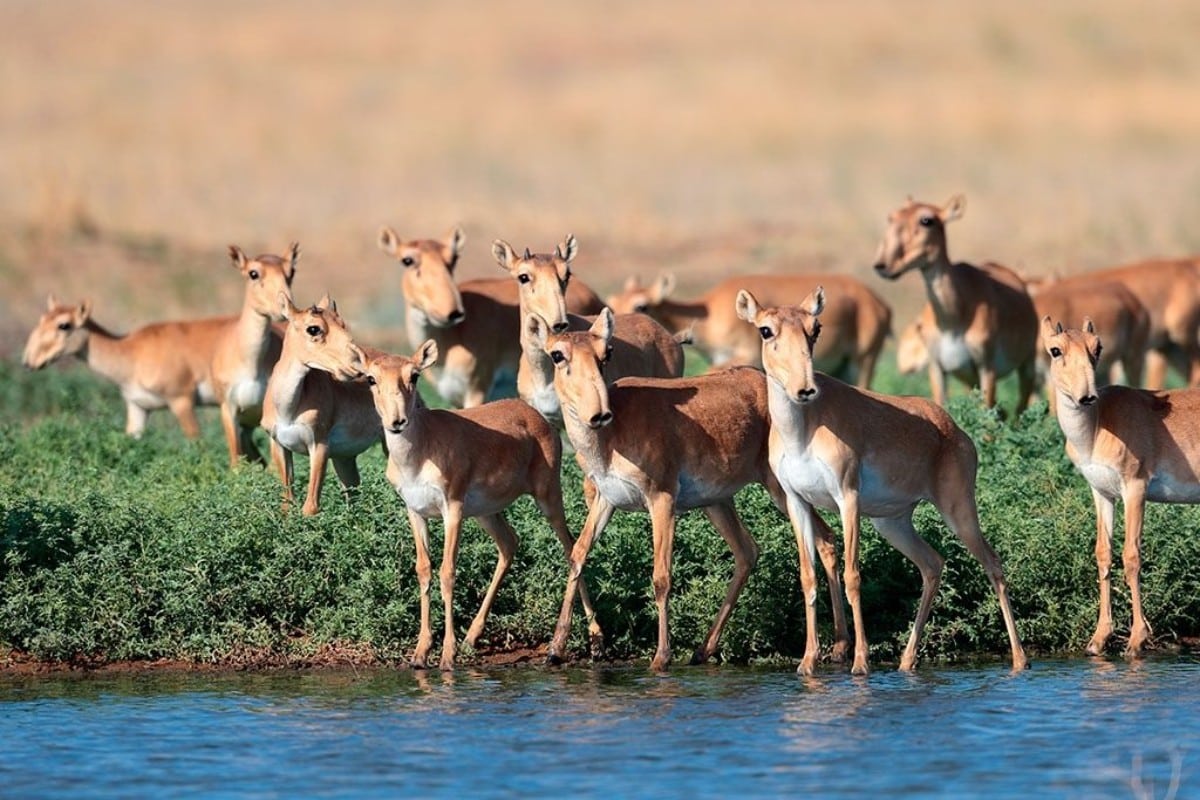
[1,657,1195,798]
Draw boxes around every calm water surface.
[1,657,1195,798]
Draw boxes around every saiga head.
[279,294,365,381]
[493,234,577,333]
[1041,316,1102,410]
[379,226,466,328]
[362,340,438,435]
[873,194,965,280]
[22,293,93,369]
[528,307,614,429]
[229,242,298,321]
[736,286,825,404]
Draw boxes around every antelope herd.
[20,194,1200,673]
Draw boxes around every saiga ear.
[941,194,966,224]
[316,294,337,313]
[735,289,760,323]
[1083,317,1096,334]
[492,239,516,272]
[652,273,676,303]
[803,286,825,318]
[589,307,614,345]
[75,299,93,325]
[279,292,300,321]
[46,292,60,312]
[228,245,248,271]
[284,242,300,280]
[556,234,578,263]
[623,275,640,292]
[444,227,466,266]
[525,312,552,348]
[1039,315,1060,347]
[378,226,400,255]
[414,338,439,371]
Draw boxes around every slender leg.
[647,491,677,672]
[941,495,1028,671]
[1144,349,1166,390]
[168,396,201,439]
[979,365,998,409]
[408,510,434,669]
[1121,485,1151,655]
[784,492,822,676]
[271,439,296,512]
[219,402,241,467]
[331,456,361,506]
[856,349,879,391]
[691,501,759,665]
[871,514,945,672]
[837,489,871,675]
[125,402,149,438]
[1015,359,1036,414]
[536,485,604,656]
[438,502,464,670]
[928,364,948,407]
[301,442,329,516]
[1086,489,1116,655]
[548,496,615,663]
[465,514,518,648]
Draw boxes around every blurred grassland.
[2,0,1200,352]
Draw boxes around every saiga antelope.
[379,226,604,407]
[737,286,1028,675]
[535,312,850,671]
[1041,316,1200,656]
[874,195,1038,413]
[22,295,226,438]
[260,296,381,516]
[357,340,603,670]
[491,234,685,426]
[607,272,892,388]
[210,243,296,466]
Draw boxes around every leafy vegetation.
[2,357,1198,670]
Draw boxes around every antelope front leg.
[125,402,149,438]
[438,502,465,670]
[539,491,604,656]
[838,491,870,675]
[785,493,822,676]
[927,363,948,407]
[1086,490,1116,655]
[302,442,329,516]
[979,365,998,410]
[811,513,849,662]
[408,510,434,669]
[219,402,241,467]
[691,501,759,665]
[647,492,678,672]
[548,496,614,664]
[272,440,296,513]
[465,514,517,649]
[168,396,201,440]
[1121,486,1151,655]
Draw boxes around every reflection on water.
[0,657,1195,798]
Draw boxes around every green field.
[3,355,1197,671]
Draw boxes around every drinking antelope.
[260,296,381,516]
[535,312,850,671]
[22,295,225,438]
[379,226,604,407]
[1041,316,1200,656]
[874,195,1038,413]
[491,234,685,426]
[737,286,1028,675]
[358,340,603,670]
[607,272,892,388]
[210,243,296,466]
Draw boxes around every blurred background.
[3,0,1199,351]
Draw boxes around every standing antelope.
[379,226,603,407]
[535,312,850,671]
[260,296,381,516]
[22,295,226,438]
[491,234,685,425]
[874,195,1038,413]
[1041,316,1200,656]
[607,272,892,388]
[358,341,603,670]
[737,286,1028,675]
[210,243,296,466]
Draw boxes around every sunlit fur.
[607,272,891,388]
[260,296,380,516]
[873,194,1038,413]
[537,313,850,672]
[1043,315,1200,656]
[739,286,1028,675]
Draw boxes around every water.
[1,657,1195,799]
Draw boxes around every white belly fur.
[933,331,973,373]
